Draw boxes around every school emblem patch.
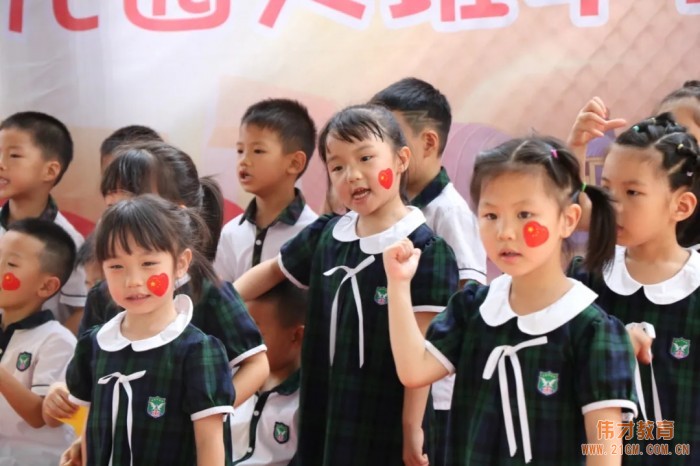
[16,352,31,371]
[670,338,690,359]
[537,371,558,396]
[273,422,290,444]
[147,396,166,418]
[374,287,388,305]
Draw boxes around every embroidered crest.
[147,396,166,418]
[374,287,388,305]
[537,371,558,396]
[273,422,290,444]
[16,352,31,371]
[670,337,690,359]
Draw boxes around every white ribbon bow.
[625,322,662,422]
[98,370,147,466]
[482,337,548,464]
[323,255,376,367]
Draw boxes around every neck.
[1,302,42,330]
[509,253,572,315]
[356,195,411,237]
[255,187,296,229]
[262,360,299,392]
[626,233,686,263]
[121,300,178,341]
[7,195,50,224]
[407,163,442,200]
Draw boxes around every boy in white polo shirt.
[215,99,318,282]
[0,218,77,465]
[231,281,305,466]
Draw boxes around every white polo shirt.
[215,190,317,282]
[0,310,77,465]
[0,199,88,323]
[231,371,299,466]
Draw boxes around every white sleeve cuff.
[68,394,91,407]
[425,341,456,374]
[191,405,235,421]
[277,254,309,290]
[413,305,444,314]
[581,399,638,418]
[230,344,267,368]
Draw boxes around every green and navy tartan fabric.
[0,195,59,229]
[239,188,306,227]
[66,325,234,466]
[569,256,700,465]
[279,214,459,466]
[410,167,450,209]
[79,279,264,368]
[426,281,636,465]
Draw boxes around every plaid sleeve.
[65,330,96,406]
[183,334,236,421]
[411,236,459,313]
[424,285,478,373]
[278,214,335,288]
[195,280,266,368]
[574,309,638,416]
[78,282,119,335]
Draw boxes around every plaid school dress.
[426,275,637,465]
[278,208,459,466]
[66,295,235,466]
[569,247,700,466]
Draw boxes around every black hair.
[0,111,73,185]
[100,125,162,158]
[256,280,307,328]
[7,218,76,290]
[318,104,409,200]
[94,194,218,300]
[470,136,616,274]
[660,80,700,107]
[76,233,96,267]
[614,113,700,247]
[370,77,452,155]
[100,141,224,261]
[241,99,317,178]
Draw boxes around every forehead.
[238,124,282,145]
[478,170,553,206]
[0,127,36,148]
[603,144,664,180]
[325,134,384,158]
[0,231,44,258]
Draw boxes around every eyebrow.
[479,199,534,208]
[601,177,647,186]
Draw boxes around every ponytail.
[198,176,224,262]
[580,184,617,273]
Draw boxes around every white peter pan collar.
[603,246,700,305]
[96,294,194,352]
[331,207,426,254]
[480,274,597,335]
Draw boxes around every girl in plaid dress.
[235,105,459,465]
[385,137,637,465]
[569,114,700,465]
[65,195,235,466]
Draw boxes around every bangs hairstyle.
[94,195,218,299]
[470,136,616,274]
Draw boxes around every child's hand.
[60,437,82,466]
[43,382,77,421]
[627,325,653,365]
[402,425,429,466]
[567,97,627,149]
[383,239,421,283]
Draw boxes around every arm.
[60,436,83,466]
[233,257,285,301]
[42,382,78,427]
[0,366,45,428]
[584,407,623,466]
[194,414,226,466]
[63,307,84,336]
[232,351,269,408]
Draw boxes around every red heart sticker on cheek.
[147,273,169,297]
[523,221,549,248]
[2,273,20,291]
[378,169,393,189]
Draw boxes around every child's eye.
[108,264,123,270]
[482,213,497,220]
[517,211,532,220]
[236,149,244,156]
[9,153,21,159]
[7,262,17,268]
[254,149,265,155]
[360,155,373,162]
[330,165,343,173]
[626,190,641,197]
[143,261,158,267]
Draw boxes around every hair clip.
[550,148,558,159]
[650,117,656,124]
[632,125,640,132]
[581,183,587,193]
[678,143,685,151]
[687,172,693,177]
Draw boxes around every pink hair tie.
[550,148,558,159]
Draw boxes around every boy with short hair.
[99,124,162,173]
[215,99,318,282]
[0,112,87,333]
[76,233,103,290]
[231,281,306,465]
[0,218,78,464]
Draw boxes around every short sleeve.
[574,310,637,416]
[425,285,480,373]
[411,236,459,313]
[183,335,236,421]
[214,220,238,282]
[193,280,266,367]
[78,282,120,335]
[31,326,77,396]
[434,205,487,283]
[65,330,96,406]
[59,265,87,307]
[278,214,335,288]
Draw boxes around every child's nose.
[496,219,516,241]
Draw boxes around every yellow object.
[58,405,88,436]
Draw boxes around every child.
[231,281,306,466]
[569,114,700,465]
[99,124,162,173]
[214,99,318,283]
[0,112,87,333]
[235,105,459,465]
[370,77,487,286]
[65,195,234,465]
[384,137,637,465]
[657,80,700,142]
[76,234,103,290]
[0,219,77,464]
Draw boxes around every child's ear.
[397,146,410,173]
[42,160,61,184]
[37,275,61,299]
[421,129,440,159]
[673,189,697,222]
[175,248,193,279]
[287,151,307,177]
[292,325,305,345]
[561,202,582,238]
